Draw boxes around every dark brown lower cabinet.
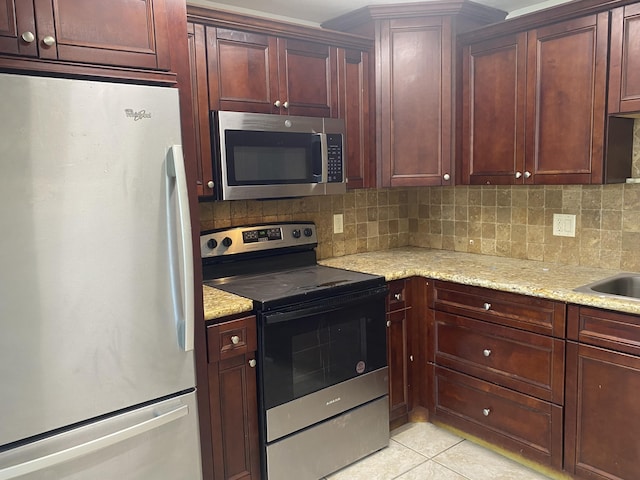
[565,306,640,480]
[433,366,563,469]
[428,280,565,470]
[207,315,260,480]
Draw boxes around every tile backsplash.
[199,120,640,271]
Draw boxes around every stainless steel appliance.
[0,73,202,479]
[201,223,389,480]
[210,111,346,200]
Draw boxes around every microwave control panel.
[326,134,343,183]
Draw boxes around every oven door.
[258,285,388,416]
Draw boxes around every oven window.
[261,296,387,410]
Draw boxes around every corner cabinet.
[565,305,640,480]
[206,314,260,480]
[0,0,175,80]
[323,2,506,187]
[427,281,566,470]
[460,13,609,185]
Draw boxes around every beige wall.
[199,120,640,270]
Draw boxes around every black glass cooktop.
[204,264,385,310]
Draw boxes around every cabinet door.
[565,342,640,480]
[609,4,640,113]
[378,16,452,187]
[187,22,214,197]
[0,0,38,56]
[526,13,608,184]
[207,316,260,480]
[207,27,279,114]
[338,47,374,189]
[387,308,409,427]
[33,0,170,69]
[460,33,526,185]
[277,38,338,117]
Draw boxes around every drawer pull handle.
[386,320,391,327]
[249,359,257,368]
[483,408,491,417]
[231,335,240,345]
[483,349,492,357]
[483,302,491,310]
[394,293,402,301]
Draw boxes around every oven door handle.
[263,287,388,325]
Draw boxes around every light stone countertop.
[202,247,640,321]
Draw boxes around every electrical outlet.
[553,214,576,237]
[333,214,344,234]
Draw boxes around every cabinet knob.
[394,293,402,301]
[249,359,257,368]
[483,349,492,357]
[274,100,282,108]
[409,355,414,362]
[283,101,289,109]
[207,180,214,189]
[483,302,491,310]
[230,335,240,345]
[524,171,532,179]
[42,35,56,47]
[386,320,391,327]
[515,171,522,179]
[21,31,35,43]
[443,173,451,181]
[483,408,491,417]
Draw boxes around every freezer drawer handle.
[0,404,189,480]
[167,145,195,352]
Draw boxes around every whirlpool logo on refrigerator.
[124,109,152,121]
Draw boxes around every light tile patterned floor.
[324,422,555,480]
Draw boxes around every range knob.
[292,229,301,239]
[303,228,313,237]
[222,237,232,247]
[207,238,218,249]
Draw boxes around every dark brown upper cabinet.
[207,28,338,117]
[323,1,506,188]
[0,0,171,73]
[461,13,610,185]
[609,3,640,113]
[187,6,374,195]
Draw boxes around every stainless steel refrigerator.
[0,73,202,479]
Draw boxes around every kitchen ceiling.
[188,0,573,25]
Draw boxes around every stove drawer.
[207,315,257,363]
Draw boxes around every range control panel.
[200,222,317,259]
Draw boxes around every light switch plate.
[333,214,344,234]
[553,213,576,237]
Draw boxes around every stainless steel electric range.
[201,222,390,480]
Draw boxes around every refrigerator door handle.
[167,145,195,352]
[0,404,189,480]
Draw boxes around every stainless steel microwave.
[210,111,346,201]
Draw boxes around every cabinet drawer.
[207,315,257,363]
[387,280,406,311]
[434,312,565,404]
[568,305,640,356]
[432,280,566,337]
[433,367,563,470]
